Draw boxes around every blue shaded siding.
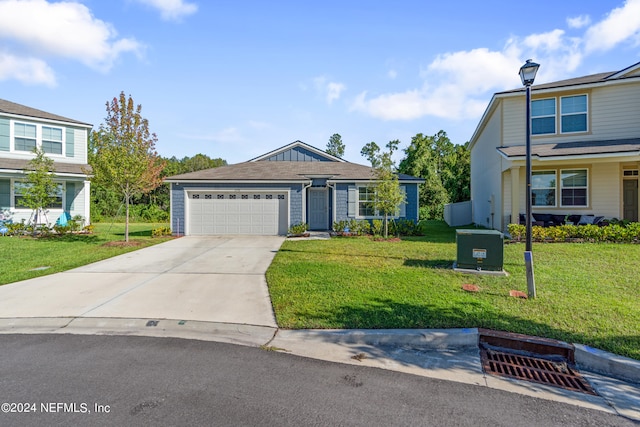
[65,182,75,211]
[170,182,304,234]
[334,182,420,222]
[0,118,9,151]
[263,146,332,162]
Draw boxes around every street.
[0,334,634,426]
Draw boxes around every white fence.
[444,200,472,227]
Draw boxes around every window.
[531,98,556,135]
[561,95,587,133]
[561,169,587,206]
[14,123,37,152]
[14,181,63,209]
[42,126,63,154]
[358,187,376,217]
[13,122,65,155]
[531,171,556,206]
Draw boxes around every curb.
[574,344,640,384]
[275,328,479,349]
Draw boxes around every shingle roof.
[0,158,92,175]
[165,160,423,182]
[497,138,640,159]
[0,98,92,127]
[497,72,615,95]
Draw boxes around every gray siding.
[0,118,9,151]
[170,182,304,234]
[263,146,332,162]
[334,183,420,222]
[0,178,10,208]
[66,128,75,157]
[65,182,75,211]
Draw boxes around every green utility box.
[456,229,504,271]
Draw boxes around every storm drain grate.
[480,347,597,395]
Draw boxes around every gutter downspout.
[301,180,313,224]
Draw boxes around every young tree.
[90,92,165,241]
[22,147,57,228]
[360,140,405,238]
[326,133,345,158]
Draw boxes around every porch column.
[83,180,91,225]
[510,166,520,224]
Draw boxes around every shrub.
[152,226,172,237]
[371,219,384,236]
[288,223,308,235]
[332,220,348,233]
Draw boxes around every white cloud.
[584,0,640,52]
[0,51,56,86]
[567,15,591,29]
[313,76,346,104]
[0,0,143,81]
[134,0,198,21]
[387,69,398,79]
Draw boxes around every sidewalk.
[1,317,638,422]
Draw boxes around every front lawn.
[266,221,640,360]
[0,222,172,285]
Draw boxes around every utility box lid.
[456,229,504,272]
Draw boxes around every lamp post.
[519,59,540,298]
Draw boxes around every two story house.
[469,61,640,231]
[0,99,92,226]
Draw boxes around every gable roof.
[497,138,640,160]
[165,141,423,183]
[249,140,346,162]
[0,98,92,127]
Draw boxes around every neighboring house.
[0,99,92,226]
[469,61,640,231]
[165,141,424,235]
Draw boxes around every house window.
[531,98,556,135]
[561,169,588,206]
[531,171,556,206]
[14,123,37,152]
[14,181,63,209]
[42,126,63,154]
[561,95,587,133]
[358,187,376,217]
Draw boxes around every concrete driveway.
[0,236,285,327]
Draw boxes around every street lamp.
[519,59,540,298]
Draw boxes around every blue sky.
[1,0,639,164]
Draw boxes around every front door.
[623,179,639,222]
[309,188,328,230]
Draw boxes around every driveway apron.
[0,236,285,327]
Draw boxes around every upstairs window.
[531,98,556,135]
[561,95,587,133]
[14,123,37,152]
[42,126,63,154]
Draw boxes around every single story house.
[469,61,640,231]
[165,141,424,235]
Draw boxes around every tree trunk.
[384,214,388,238]
[125,197,130,242]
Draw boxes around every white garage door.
[188,191,288,235]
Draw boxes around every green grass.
[0,222,172,285]
[266,221,640,360]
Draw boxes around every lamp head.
[519,59,540,86]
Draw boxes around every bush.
[507,222,640,243]
[371,219,383,236]
[288,223,308,235]
[152,226,172,237]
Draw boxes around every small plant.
[332,220,348,234]
[288,222,308,235]
[371,219,383,236]
[152,226,172,237]
[83,224,95,234]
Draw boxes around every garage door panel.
[188,192,287,235]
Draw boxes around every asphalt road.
[0,334,635,427]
